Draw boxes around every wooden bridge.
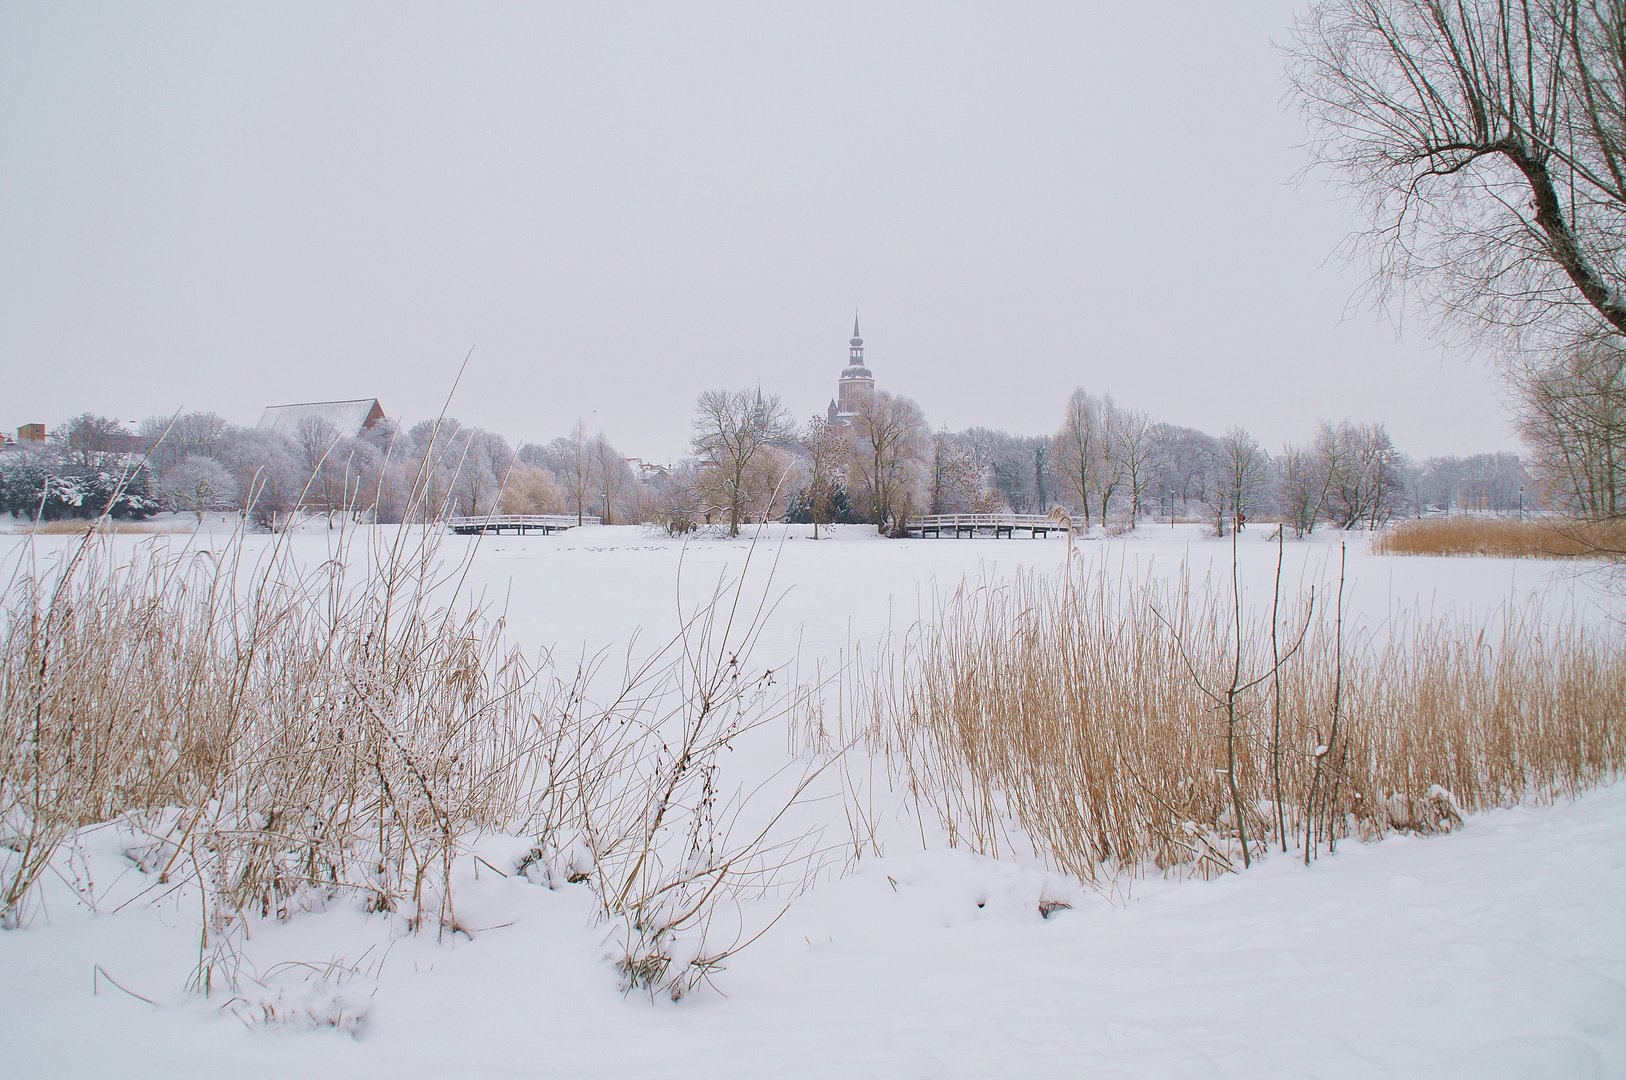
[446,514,600,536]
[903,513,1064,539]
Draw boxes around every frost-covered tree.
[1419,452,1531,515]
[850,391,929,535]
[139,412,232,478]
[159,455,237,522]
[587,431,635,525]
[218,428,300,530]
[1148,423,1221,523]
[499,464,567,515]
[928,430,985,515]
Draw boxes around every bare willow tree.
[690,388,793,536]
[1287,0,1626,354]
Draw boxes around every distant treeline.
[0,396,1534,535]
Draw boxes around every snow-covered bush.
[158,454,238,521]
[0,450,158,521]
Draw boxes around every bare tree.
[561,419,593,525]
[1319,420,1402,528]
[1517,336,1626,515]
[1107,403,1159,528]
[1052,387,1103,527]
[293,415,345,521]
[1150,423,1223,522]
[1205,427,1270,536]
[1090,395,1129,525]
[799,414,847,539]
[589,431,633,525]
[1287,0,1626,353]
[140,411,231,476]
[850,390,929,535]
[1419,451,1530,514]
[739,445,799,524]
[1277,442,1331,537]
[690,388,793,536]
[52,414,128,469]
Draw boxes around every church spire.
[834,309,875,424]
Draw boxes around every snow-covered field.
[2,522,1623,1079]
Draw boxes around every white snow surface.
[2,523,1624,1078]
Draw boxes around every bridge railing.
[905,513,1063,532]
[445,513,601,533]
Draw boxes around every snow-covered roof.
[256,399,385,438]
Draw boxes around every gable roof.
[256,399,385,438]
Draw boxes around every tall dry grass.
[0,522,538,960]
[0,511,824,1001]
[4,519,192,535]
[861,558,1625,882]
[1375,516,1626,559]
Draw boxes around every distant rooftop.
[257,399,385,438]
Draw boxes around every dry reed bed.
[1374,516,1626,559]
[864,564,1625,882]
[0,528,537,943]
[0,525,817,1000]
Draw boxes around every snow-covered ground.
[2,522,1623,1078]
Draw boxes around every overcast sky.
[1,2,1516,461]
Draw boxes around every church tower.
[829,314,875,425]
